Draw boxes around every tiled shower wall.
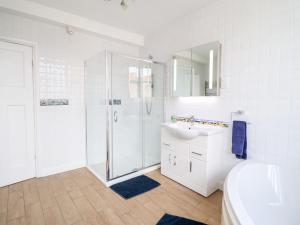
[144,0,300,176]
[0,11,140,176]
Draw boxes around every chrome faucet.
[187,116,195,126]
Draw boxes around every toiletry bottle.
[171,115,177,123]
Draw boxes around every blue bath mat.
[157,214,207,225]
[110,175,160,199]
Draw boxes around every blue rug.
[110,175,160,199]
[157,214,207,225]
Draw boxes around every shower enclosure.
[85,50,165,183]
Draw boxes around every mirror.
[172,42,221,97]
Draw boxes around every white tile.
[145,0,300,177]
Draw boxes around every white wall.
[144,0,300,177]
[0,11,140,177]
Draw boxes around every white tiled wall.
[0,11,140,176]
[144,0,300,176]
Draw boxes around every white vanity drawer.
[190,145,207,161]
[161,142,174,151]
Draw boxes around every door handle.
[192,152,203,156]
[113,111,118,122]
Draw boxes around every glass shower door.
[143,62,165,167]
[85,52,107,180]
[110,54,143,178]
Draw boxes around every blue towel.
[232,121,247,159]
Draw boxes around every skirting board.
[87,164,161,187]
[38,161,86,177]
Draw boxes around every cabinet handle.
[163,143,171,147]
[173,156,176,166]
[113,111,118,122]
[168,154,171,163]
[192,152,203,156]
[190,161,192,172]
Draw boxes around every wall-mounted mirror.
[172,42,221,97]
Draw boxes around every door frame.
[0,36,40,178]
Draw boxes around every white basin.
[162,122,223,140]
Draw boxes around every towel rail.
[231,110,251,125]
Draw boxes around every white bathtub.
[222,161,300,225]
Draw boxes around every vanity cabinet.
[161,126,223,197]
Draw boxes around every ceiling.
[25,0,215,35]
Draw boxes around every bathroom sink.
[162,122,223,140]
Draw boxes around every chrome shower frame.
[85,50,166,182]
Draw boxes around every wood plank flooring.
[0,168,223,225]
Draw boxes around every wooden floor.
[0,168,223,225]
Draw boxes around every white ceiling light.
[104,0,135,10]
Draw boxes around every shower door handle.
[113,111,118,122]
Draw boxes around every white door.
[0,41,36,187]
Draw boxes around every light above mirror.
[172,42,221,97]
